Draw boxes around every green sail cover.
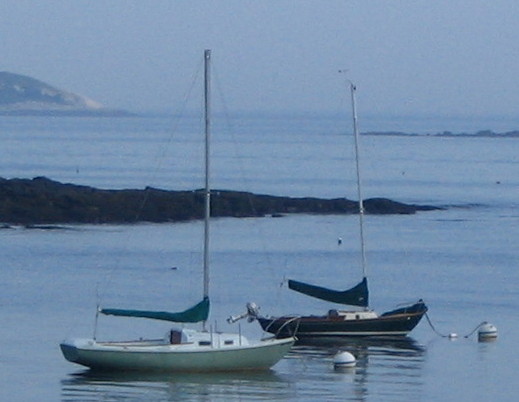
[101,297,210,323]
[288,277,369,307]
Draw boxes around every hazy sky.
[2,1,518,118]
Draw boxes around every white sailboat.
[60,50,295,372]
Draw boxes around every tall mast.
[203,50,211,305]
[350,83,368,280]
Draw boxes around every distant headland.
[0,72,133,117]
[0,177,440,226]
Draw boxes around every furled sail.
[101,297,210,323]
[288,277,368,307]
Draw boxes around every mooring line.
[425,312,451,338]
[425,312,491,339]
[462,321,489,339]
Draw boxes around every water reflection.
[61,369,292,401]
[286,337,426,401]
[293,335,425,352]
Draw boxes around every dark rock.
[363,197,439,214]
[0,177,442,225]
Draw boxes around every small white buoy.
[448,332,458,339]
[334,351,356,369]
[478,322,498,342]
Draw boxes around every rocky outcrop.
[0,177,440,225]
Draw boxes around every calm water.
[0,115,518,401]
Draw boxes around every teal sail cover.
[288,277,369,307]
[101,297,210,323]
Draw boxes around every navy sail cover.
[101,297,210,323]
[288,277,369,307]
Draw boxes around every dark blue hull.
[257,300,427,342]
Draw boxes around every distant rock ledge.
[0,177,441,225]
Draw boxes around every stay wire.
[212,64,284,303]
[94,56,205,310]
[132,57,205,222]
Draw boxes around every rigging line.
[212,64,283,302]
[212,68,264,223]
[95,57,205,308]
[212,62,262,218]
[133,56,205,222]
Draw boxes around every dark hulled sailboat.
[256,278,427,341]
[252,83,427,343]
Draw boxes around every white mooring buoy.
[334,351,356,369]
[478,322,498,342]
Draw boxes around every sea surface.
[0,114,518,401]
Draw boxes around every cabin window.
[224,340,234,345]
[198,341,211,346]
[355,314,360,320]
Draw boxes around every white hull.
[61,51,296,373]
[61,330,295,372]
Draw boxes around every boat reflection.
[293,335,424,351]
[287,336,424,364]
[61,369,291,401]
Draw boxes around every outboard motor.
[227,302,261,324]
[246,302,260,322]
